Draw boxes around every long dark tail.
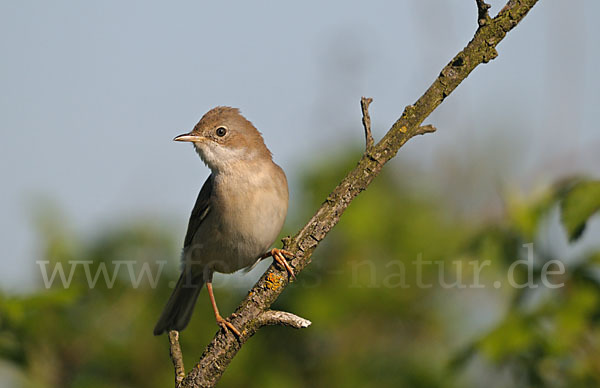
[153,272,204,335]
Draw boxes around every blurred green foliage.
[1,156,599,388]
[561,180,600,242]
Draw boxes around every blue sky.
[1,0,599,291]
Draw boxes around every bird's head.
[174,107,272,171]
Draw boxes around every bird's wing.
[183,174,213,248]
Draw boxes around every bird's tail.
[153,271,204,335]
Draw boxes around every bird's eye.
[216,127,227,137]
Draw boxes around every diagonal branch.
[178,0,540,386]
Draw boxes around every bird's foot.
[216,314,241,337]
[263,248,296,279]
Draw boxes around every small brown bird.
[154,107,293,336]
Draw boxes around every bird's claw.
[270,248,296,280]
[216,315,241,337]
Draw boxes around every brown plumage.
[154,107,291,336]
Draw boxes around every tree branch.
[177,0,539,386]
[416,124,437,136]
[257,310,312,329]
[361,96,374,150]
[476,0,492,26]
[168,330,185,388]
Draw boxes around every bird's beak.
[173,132,204,142]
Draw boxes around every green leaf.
[561,180,600,241]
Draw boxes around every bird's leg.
[206,281,241,337]
[261,248,296,279]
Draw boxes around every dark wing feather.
[183,174,213,248]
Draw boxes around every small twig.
[168,330,186,387]
[361,97,374,150]
[257,310,312,329]
[476,0,491,26]
[416,124,437,136]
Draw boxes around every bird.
[153,107,293,337]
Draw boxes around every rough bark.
[175,1,540,386]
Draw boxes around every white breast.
[189,160,288,274]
